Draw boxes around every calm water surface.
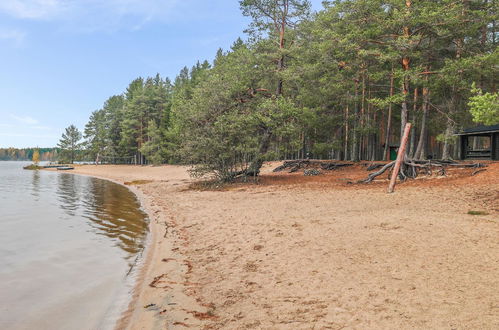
[0,162,149,330]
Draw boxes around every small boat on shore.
[57,166,74,170]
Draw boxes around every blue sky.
[0,0,324,148]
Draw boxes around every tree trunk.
[415,86,429,159]
[442,118,454,160]
[344,104,349,161]
[276,8,286,96]
[246,1,288,175]
[400,1,411,144]
[247,128,273,176]
[443,4,465,161]
[371,111,377,161]
[400,69,410,143]
[383,68,395,160]
[351,79,359,161]
[361,72,366,160]
[388,123,412,193]
[408,87,418,158]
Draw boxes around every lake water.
[0,162,149,330]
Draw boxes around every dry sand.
[53,162,498,329]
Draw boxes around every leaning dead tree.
[361,123,487,187]
[388,122,412,193]
[271,125,487,189]
[359,159,487,184]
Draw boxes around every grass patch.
[188,180,230,191]
[467,210,489,216]
[188,176,261,191]
[124,180,154,185]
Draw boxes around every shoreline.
[43,166,208,329]
[51,171,158,330]
[44,163,499,329]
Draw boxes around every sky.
[0,0,325,148]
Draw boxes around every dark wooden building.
[457,124,499,160]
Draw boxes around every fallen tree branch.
[273,160,353,173]
[359,161,395,183]
[471,169,487,176]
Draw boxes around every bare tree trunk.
[480,1,488,89]
[442,118,454,160]
[400,72,410,142]
[442,3,465,160]
[388,123,412,193]
[351,79,359,161]
[360,72,366,160]
[415,86,429,159]
[400,1,411,144]
[409,88,418,158]
[276,2,286,96]
[247,128,272,175]
[371,111,377,161]
[344,104,349,161]
[383,68,395,160]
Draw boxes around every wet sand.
[50,162,499,329]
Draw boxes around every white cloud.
[0,0,180,30]
[0,0,64,19]
[10,114,38,125]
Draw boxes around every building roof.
[456,124,499,135]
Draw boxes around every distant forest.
[0,148,58,161]
[72,0,497,181]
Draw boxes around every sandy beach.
[48,162,499,329]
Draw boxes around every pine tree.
[58,125,82,164]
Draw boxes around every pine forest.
[77,0,498,181]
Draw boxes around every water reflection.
[57,174,81,216]
[83,178,148,262]
[31,170,40,199]
[0,162,150,330]
[56,173,148,265]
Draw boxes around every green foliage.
[81,75,172,164]
[77,0,497,177]
[175,43,306,181]
[468,83,499,125]
[84,109,107,160]
[58,125,82,164]
[239,0,311,38]
[139,120,166,165]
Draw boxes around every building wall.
[494,133,499,160]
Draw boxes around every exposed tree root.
[471,168,487,176]
[360,161,395,183]
[273,160,353,173]
[359,159,487,184]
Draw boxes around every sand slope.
[61,162,499,329]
